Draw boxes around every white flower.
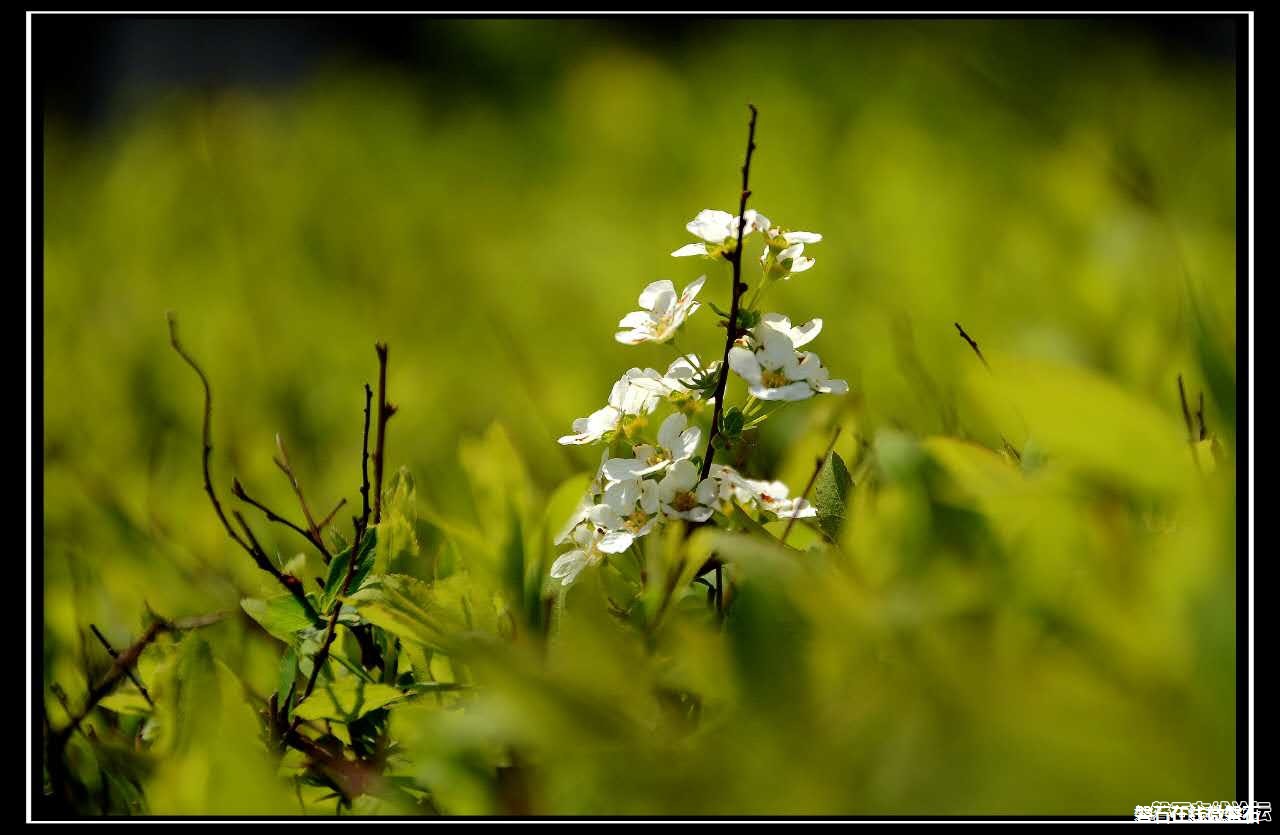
[558,368,668,445]
[597,478,662,538]
[658,459,718,522]
[602,412,702,482]
[711,466,819,517]
[672,208,771,257]
[615,277,706,345]
[707,464,817,519]
[758,312,823,348]
[761,226,822,277]
[728,324,847,401]
[549,504,637,586]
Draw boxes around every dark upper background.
[41,16,1236,128]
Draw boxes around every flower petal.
[638,280,675,310]
[550,551,588,585]
[728,345,763,385]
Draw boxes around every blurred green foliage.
[42,19,1236,815]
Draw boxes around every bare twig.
[167,313,317,620]
[781,426,843,546]
[954,320,1022,461]
[1196,391,1208,441]
[89,625,153,707]
[318,498,348,532]
[1177,374,1195,441]
[52,611,228,745]
[273,434,328,545]
[232,477,333,564]
[1177,373,1205,475]
[373,344,398,524]
[954,321,990,370]
[687,107,759,590]
[359,384,373,523]
[233,510,319,620]
[294,372,379,725]
[699,104,759,483]
[166,313,251,555]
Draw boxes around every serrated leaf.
[293,677,406,723]
[345,574,456,651]
[377,467,421,576]
[812,451,853,540]
[241,594,318,643]
[323,527,378,611]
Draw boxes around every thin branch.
[713,563,724,620]
[166,313,250,554]
[1196,390,1208,441]
[373,343,398,525]
[781,426,843,546]
[955,320,1021,460]
[699,103,759,483]
[89,625,153,707]
[1177,373,1205,475]
[52,611,228,745]
[281,728,427,809]
[293,377,378,726]
[1177,374,1195,441]
[232,477,333,563]
[167,313,317,619]
[359,384,373,523]
[233,510,319,620]
[953,321,990,370]
[273,434,326,544]
[318,498,348,532]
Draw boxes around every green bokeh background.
[42,18,1238,815]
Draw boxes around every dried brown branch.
[954,321,990,370]
[359,384,373,523]
[273,434,330,547]
[373,343,398,524]
[232,476,333,564]
[233,509,318,620]
[167,313,318,620]
[89,624,153,707]
[317,497,348,532]
[52,611,228,746]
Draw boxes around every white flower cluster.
[551,208,845,587]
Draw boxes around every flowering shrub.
[553,108,848,594]
[41,102,1235,818]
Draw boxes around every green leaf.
[459,422,532,528]
[722,406,745,438]
[293,676,407,723]
[376,467,421,577]
[812,451,853,540]
[346,574,455,650]
[241,594,318,643]
[98,687,153,716]
[501,505,526,617]
[323,527,378,611]
[277,645,298,710]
